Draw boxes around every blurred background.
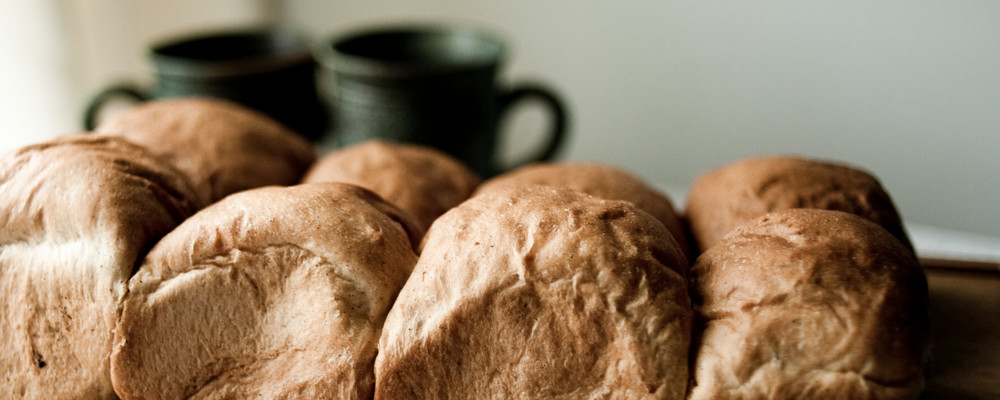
[2,0,999,239]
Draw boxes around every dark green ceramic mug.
[317,24,568,177]
[83,27,328,141]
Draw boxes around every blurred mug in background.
[83,27,328,141]
[317,23,568,177]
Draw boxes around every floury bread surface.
[303,139,481,234]
[0,135,201,399]
[684,155,912,253]
[688,209,930,400]
[475,162,689,258]
[375,186,692,399]
[110,183,421,400]
[96,97,316,205]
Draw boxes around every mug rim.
[150,26,313,78]
[318,23,506,79]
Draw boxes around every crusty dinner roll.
[684,155,912,254]
[375,186,692,399]
[0,135,200,399]
[95,97,316,204]
[302,140,480,233]
[111,183,421,399]
[475,162,689,259]
[688,209,930,400]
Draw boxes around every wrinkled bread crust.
[476,162,689,259]
[684,155,912,254]
[303,139,480,233]
[376,186,692,399]
[0,135,200,399]
[96,97,316,204]
[689,209,929,400]
[111,183,418,399]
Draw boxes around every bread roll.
[475,162,689,259]
[375,186,692,399]
[684,155,912,254]
[0,135,201,399]
[95,97,316,204]
[303,140,480,233]
[110,183,420,399]
[688,209,930,400]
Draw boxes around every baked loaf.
[475,162,689,259]
[110,183,421,399]
[0,135,200,399]
[95,97,317,204]
[302,140,480,233]
[684,155,912,254]
[375,186,692,399]
[688,209,929,400]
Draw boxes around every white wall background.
[0,0,273,150]
[281,0,1000,237]
[2,1,998,238]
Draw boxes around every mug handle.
[496,83,568,172]
[83,84,150,130]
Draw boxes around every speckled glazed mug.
[318,24,568,177]
[84,27,328,141]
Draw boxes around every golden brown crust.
[302,140,480,234]
[475,162,689,260]
[95,97,317,204]
[688,209,930,400]
[110,183,418,400]
[0,134,200,399]
[684,155,912,254]
[375,186,692,399]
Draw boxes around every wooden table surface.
[923,266,1000,399]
